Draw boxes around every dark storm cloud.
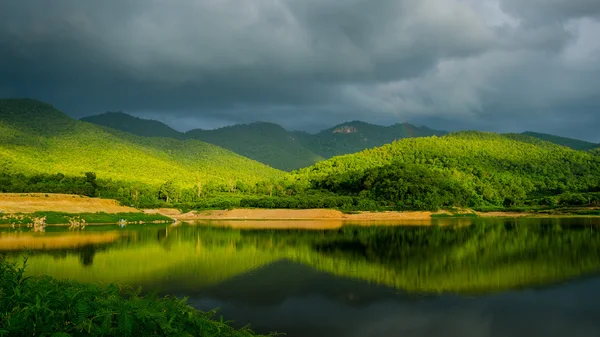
[0,0,599,140]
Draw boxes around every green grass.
[0,257,274,336]
[0,212,172,225]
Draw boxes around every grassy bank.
[0,212,172,226]
[0,257,274,336]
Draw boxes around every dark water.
[1,217,600,337]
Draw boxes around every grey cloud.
[499,0,600,23]
[0,0,599,141]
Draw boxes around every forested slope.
[82,112,446,170]
[290,132,600,209]
[0,99,282,192]
[186,122,324,171]
[298,121,447,158]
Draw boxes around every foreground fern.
[0,257,274,337]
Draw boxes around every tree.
[158,181,177,203]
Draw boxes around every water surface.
[1,218,600,337]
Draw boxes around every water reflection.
[1,218,600,336]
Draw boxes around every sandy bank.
[145,208,531,221]
[145,208,436,220]
[0,193,139,213]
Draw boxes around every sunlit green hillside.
[0,99,282,188]
[292,131,600,209]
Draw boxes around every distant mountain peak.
[332,125,358,134]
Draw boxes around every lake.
[1,217,600,337]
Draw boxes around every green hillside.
[0,99,282,191]
[81,111,183,139]
[81,112,446,170]
[186,122,324,171]
[520,131,598,150]
[297,121,447,158]
[290,131,600,209]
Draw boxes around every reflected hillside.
[2,220,600,295]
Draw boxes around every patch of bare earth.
[0,193,139,213]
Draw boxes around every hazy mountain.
[81,112,183,139]
[297,121,447,158]
[81,113,447,171]
[186,122,324,171]
[520,131,598,151]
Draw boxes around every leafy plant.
[0,256,276,336]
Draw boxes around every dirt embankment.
[0,193,534,220]
[144,208,530,221]
[0,193,139,214]
[144,208,438,220]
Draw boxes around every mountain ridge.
[81,112,447,170]
[519,131,598,151]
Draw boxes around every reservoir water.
[1,218,600,337]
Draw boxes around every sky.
[1,0,599,140]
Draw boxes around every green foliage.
[0,257,272,336]
[0,212,171,225]
[291,131,600,210]
[0,99,282,189]
[82,113,445,171]
[187,122,324,171]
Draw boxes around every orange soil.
[0,193,139,213]
[146,208,448,220]
[192,219,442,229]
[146,208,533,221]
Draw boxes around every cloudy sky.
[1,0,599,140]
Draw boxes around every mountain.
[520,131,598,151]
[81,112,183,139]
[0,99,282,188]
[82,112,447,170]
[292,131,600,209]
[186,122,324,171]
[295,121,447,158]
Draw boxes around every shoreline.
[2,193,599,225]
[144,208,596,221]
